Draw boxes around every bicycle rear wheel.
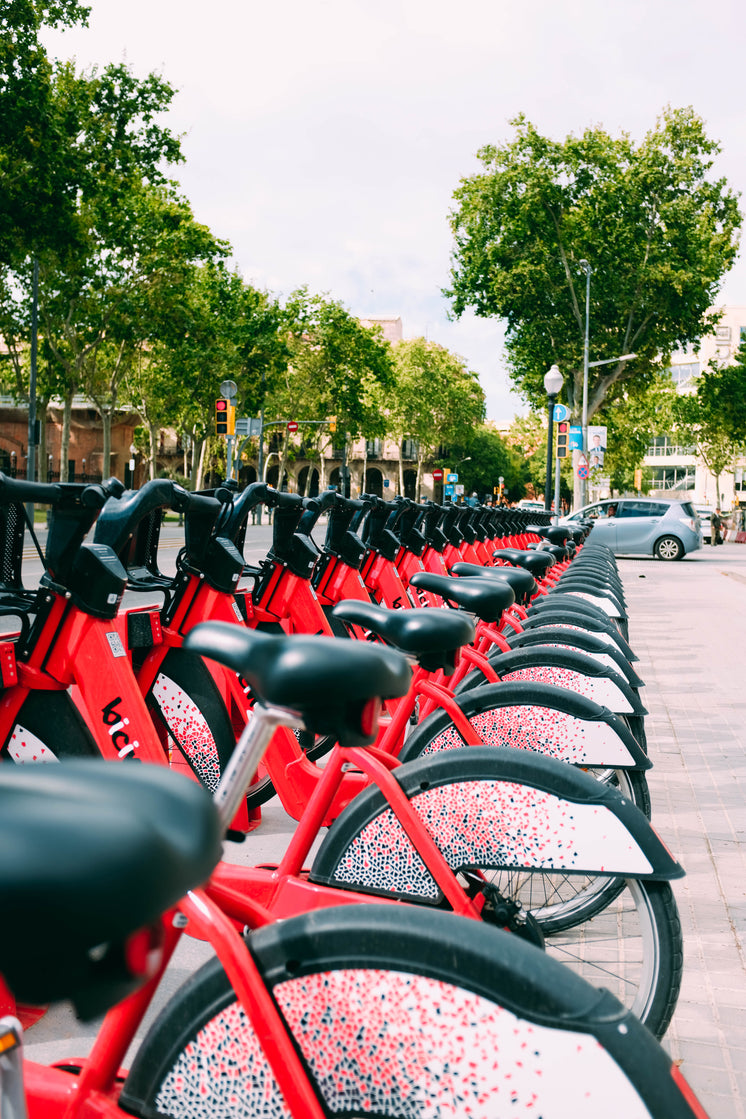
[146,648,236,792]
[1,691,99,762]
[120,905,694,1118]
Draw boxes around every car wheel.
[654,535,684,561]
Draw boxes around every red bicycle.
[0,630,708,1117]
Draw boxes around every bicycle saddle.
[492,549,555,577]
[331,600,476,675]
[184,624,411,747]
[0,763,222,1016]
[408,572,515,623]
[449,562,537,605]
[538,542,569,562]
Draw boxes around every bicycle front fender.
[399,681,649,769]
[310,747,682,905]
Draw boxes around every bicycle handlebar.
[217,481,280,542]
[0,472,124,509]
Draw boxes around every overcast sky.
[43,0,746,421]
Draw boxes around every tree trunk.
[148,423,159,481]
[398,449,404,497]
[61,392,73,481]
[101,410,112,478]
[318,436,330,491]
[194,437,207,490]
[415,449,425,502]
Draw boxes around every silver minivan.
[561,497,702,560]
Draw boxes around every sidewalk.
[617,544,746,1118]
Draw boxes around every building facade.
[643,304,746,510]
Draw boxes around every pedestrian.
[711,507,724,546]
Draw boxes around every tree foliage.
[387,338,485,497]
[673,358,746,502]
[596,375,680,493]
[448,423,524,501]
[694,344,746,447]
[447,108,742,421]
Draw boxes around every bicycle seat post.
[213,703,303,831]
[0,1018,27,1119]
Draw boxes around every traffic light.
[215,398,229,435]
[226,402,236,435]
[556,422,569,458]
[328,416,337,433]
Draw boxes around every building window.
[735,468,746,492]
[646,436,696,456]
[649,465,696,490]
[365,439,382,458]
[401,439,418,460]
[667,362,700,384]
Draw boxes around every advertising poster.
[587,425,607,469]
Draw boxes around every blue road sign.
[553,404,569,422]
[568,425,583,450]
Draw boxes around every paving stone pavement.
[616,543,746,1118]
[20,532,746,1117]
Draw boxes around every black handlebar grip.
[0,471,62,506]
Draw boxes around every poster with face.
[588,425,607,465]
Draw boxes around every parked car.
[516,499,546,512]
[694,506,714,544]
[560,497,702,560]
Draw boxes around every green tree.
[596,375,680,493]
[695,344,746,446]
[124,263,286,487]
[447,423,524,501]
[37,175,224,477]
[673,360,746,505]
[388,338,485,498]
[504,413,547,500]
[267,289,394,490]
[0,1,91,263]
[447,108,742,421]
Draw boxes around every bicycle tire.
[120,905,692,1117]
[146,648,235,792]
[1,691,99,762]
[309,749,681,1038]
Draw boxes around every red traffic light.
[215,398,229,435]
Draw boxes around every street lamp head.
[579,259,591,275]
[543,364,564,396]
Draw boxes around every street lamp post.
[579,260,592,506]
[543,364,564,513]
